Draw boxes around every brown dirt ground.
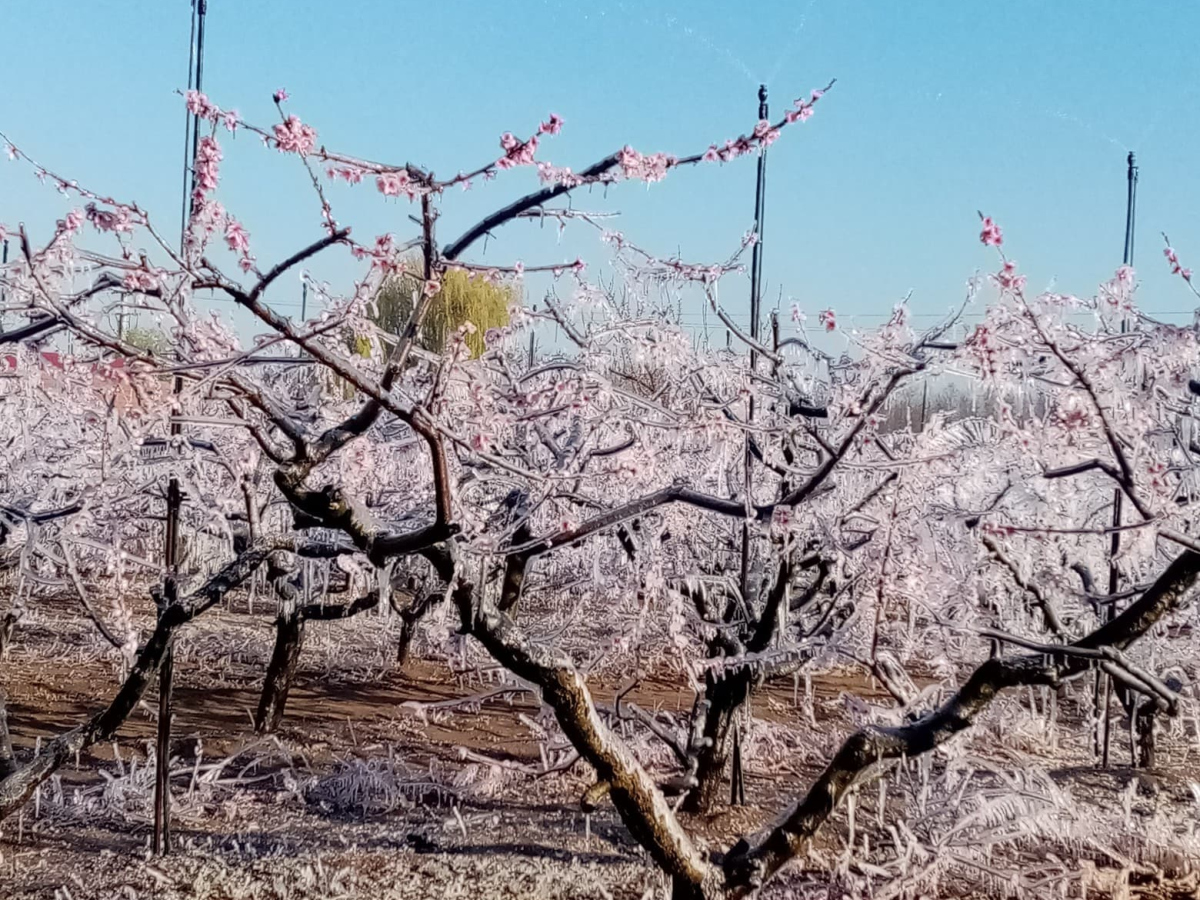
[2,594,1197,899]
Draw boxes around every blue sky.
[2,1,1198,343]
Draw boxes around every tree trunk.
[255,608,304,734]
[683,670,750,814]
[396,591,441,669]
[0,691,16,780]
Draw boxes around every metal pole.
[156,0,207,857]
[1122,152,1138,267]
[734,86,768,806]
[0,239,7,331]
[1099,150,1137,768]
[748,84,769,363]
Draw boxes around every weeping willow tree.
[371,264,517,359]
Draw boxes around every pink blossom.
[819,308,837,332]
[790,303,805,324]
[122,268,160,292]
[497,132,539,169]
[751,118,782,146]
[993,259,1026,292]
[185,90,217,121]
[273,88,289,103]
[513,262,524,277]
[617,146,675,182]
[423,278,441,297]
[224,218,251,254]
[273,116,317,154]
[5,143,16,161]
[979,215,1003,247]
[222,110,240,133]
[192,135,223,201]
[1164,244,1192,280]
[1115,265,1135,284]
[328,165,364,185]
[238,256,256,273]
[85,203,134,234]
[539,114,564,135]
[376,171,415,199]
[62,208,84,234]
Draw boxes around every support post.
[156,0,207,856]
[1098,150,1137,767]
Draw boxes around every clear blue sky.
[2,1,1198,341]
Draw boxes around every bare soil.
[2,595,1197,899]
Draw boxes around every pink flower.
[191,135,223,205]
[979,215,1003,247]
[994,259,1026,292]
[539,114,564,135]
[123,268,160,292]
[819,308,837,332]
[222,110,240,132]
[513,261,525,277]
[376,171,414,198]
[328,166,364,184]
[62,208,84,234]
[185,90,217,121]
[497,132,539,168]
[4,143,16,161]
[273,116,317,154]
[85,203,134,234]
[224,218,251,254]
[423,278,441,297]
[273,88,289,103]
[618,145,675,182]
[238,256,256,273]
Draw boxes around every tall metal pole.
[733,86,769,807]
[1099,150,1137,768]
[740,83,769,604]
[748,84,769,363]
[298,279,308,357]
[156,0,206,857]
[1122,152,1138,267]
[0,239,8,331]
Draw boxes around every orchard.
[2,15,1200,900]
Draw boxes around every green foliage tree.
[371,263,517,359]
[122,325,169,355]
